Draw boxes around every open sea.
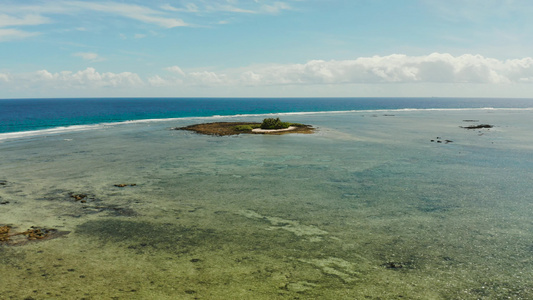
[1,97,533,299]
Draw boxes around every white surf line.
[3,107,532,142]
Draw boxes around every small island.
[174,118,315,136]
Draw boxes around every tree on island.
[260,118,291,130]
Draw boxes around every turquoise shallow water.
[2,97,533,134]
[1,109,533,299]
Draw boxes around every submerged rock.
[431,137,453,144]
[43,190,136,217]
[114,183,137,188]
[0,225,10,242]
[383,262,404,269]
[70,193,87,201]
[460,124,494,129]
[0,225,70,246]
[382,260,415,270]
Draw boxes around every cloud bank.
[1,53,533,97]
[157,53,533,86]
[3,68,143,93]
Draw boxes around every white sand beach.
[252,126,297,133]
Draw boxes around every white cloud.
[0,28,39,42]
[3,53,533,98]
[231,53,533,86]
[160,4,181,12]
[161,1,292,15]
[149,66,230,87]
[147,75,168,87]
[2,1,190,30]
[73,52,104,62]
[188,71,229,85]
[0,73,10,82]
[0,0,296,43]
[153,53,533,88]
[68,1,189,28]
[18,53,533,92]
[148,75,183,87]
[0,14,51,27]
[260,2,292,14]
[158,65,231,86]
[210,5,256,14]
[165,66,186,76]
[33,67,143,89]
[160,3,199,13]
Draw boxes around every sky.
[1,0,533,98]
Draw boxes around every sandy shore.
[252,126,297,133]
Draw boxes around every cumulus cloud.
[155,66,231,86]
[33,67,143,89]
[148,75,183,87]
[165,66,186,76]
[188,71,228,85]
[3,53,533,97]
[147,75,168,87]
[233,53,533,86]
[150,53,533,88]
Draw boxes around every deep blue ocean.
[1,97,533,134]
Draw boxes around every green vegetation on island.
[260,118,291,130]
[175,118,314,136]
[234,124,261,131]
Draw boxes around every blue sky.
[1,0,533,98]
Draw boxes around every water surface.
[1,108,533,299]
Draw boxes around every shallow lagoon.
[1,109,533,299]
